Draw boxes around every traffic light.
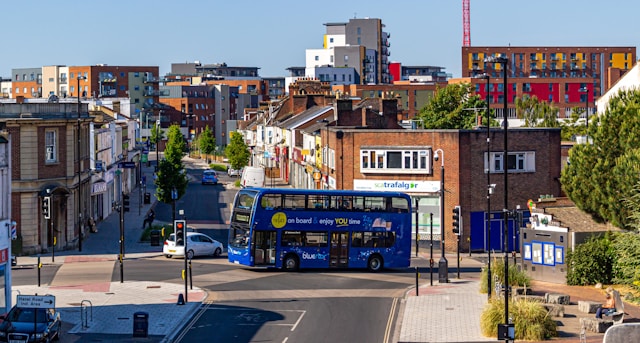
[174,220,186,246]
[42,196,51,219]
[452,205,461,235]
[122,193,130,212]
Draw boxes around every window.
[361,148,430,174]
[315,55,319,61]
[485,151,535,173]
[45,130,57,163]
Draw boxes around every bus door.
[330,231,349,268]
[253,230,276,266]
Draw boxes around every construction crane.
[463,0,471,46]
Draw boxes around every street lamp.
[478,73,493,300]
[485,55,511,341]
[77,75,86,252]
[580,87,589,130]
[155,119,160,171]
[434,148,448,283]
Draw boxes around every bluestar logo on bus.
[302,252,328,260]
[374,181,418,190]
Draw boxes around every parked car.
[227,167,242,177]
[241,166,265,188]
[201,169,218,185]
[163,232,224,259]
[0,306,61,342]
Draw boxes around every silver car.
[163,232,224,259]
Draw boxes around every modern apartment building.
[306,17,391,84]
[10,65,161,115]
[461,46,636,119]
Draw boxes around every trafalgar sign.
[353,179,440,193]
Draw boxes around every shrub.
[480,257,530,294]
[139,224,173,242]
[481,297,557,341]
[611,232,640,290]
[566,233,615,285]
[209,163,227,172]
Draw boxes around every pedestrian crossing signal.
[123,193,130,212]
[42,197,51,219]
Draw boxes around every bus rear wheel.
[367,254,384,272]
[284,254,299,271]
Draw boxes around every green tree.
[164,124,186,165]
[154,124,188,205]
[225,131,250,170]
[559,107,586,141]
[416,83,486,129]
[198,125,216,163]
[515,95,559,128]
[560,89,640,228]
[149,122,165,149]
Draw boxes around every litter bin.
[144,192,151,204]
[150,230,160,247]
[133,311,148,337]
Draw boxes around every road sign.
[16,295,56,308]
[118,162,136,169]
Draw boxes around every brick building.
[318,115,561,253]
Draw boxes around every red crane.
[463,0,471,46]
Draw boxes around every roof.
[278,105,332,130]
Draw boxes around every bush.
[139,224,173,242]
[611,232,640,290]
[480,257,530,294]
[566,233,615,285]
[481,297,557,341]
[209,163,227,172]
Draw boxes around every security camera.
[434,154,439,162]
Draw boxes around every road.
[9,165,479,342]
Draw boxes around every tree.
[416,83,487,129]
[560,89,640,228]
[155,124,188,204]
[164,124,186,165]
[515,95,559,128]
[559,107,586,141]
[149,122,165,149]
[225,131,250,170]
[198,125,216,163]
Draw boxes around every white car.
[227,167,242,177]
[163,232,224,259]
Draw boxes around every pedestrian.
[595,287,616,319]
[143,209,155,229]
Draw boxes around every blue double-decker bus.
[227,188,412,272]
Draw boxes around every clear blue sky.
[2,0,638,78]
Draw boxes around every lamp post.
[485,55,510,341]
[155,119,160,170]
[580,87,589,130]
[479,73,493,300]
[434,148,448,283]
[77,75,86,252]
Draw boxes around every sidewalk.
[12,156,210,342]
[399,253,494,343]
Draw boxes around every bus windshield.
[227,188,412,272]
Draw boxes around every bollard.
[177,293,185,305]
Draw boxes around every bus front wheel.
[284,254,299,271]
[367,254,384,272]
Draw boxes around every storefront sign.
[92,181,108,195]
[353,179,440,193]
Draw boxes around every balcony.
[59,77,67,84]
[144,89,161,97]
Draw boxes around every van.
[241,166,265,188]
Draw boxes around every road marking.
[384,297,399,343]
